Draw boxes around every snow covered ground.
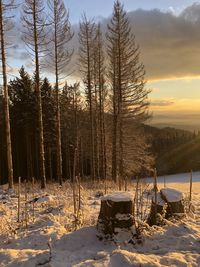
[0,173,200,267]
[145,171,200,185]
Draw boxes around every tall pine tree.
[22,0,48,188]
[107,1,150,183]
[47,0,73,185]
[0,0,17,189]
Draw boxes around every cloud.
[150,98,200,130]
[150,98,200,113]
[6,3,200,82]
[67,3,200,81]
[126,5,200,80]
[151,99,175,107]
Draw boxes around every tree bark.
[86,27,95,180]
[33,0,46,189]
[48,146,52,181]
[53,1,63,186]
[112,54,117,182]
[79,17,97,180]
[0,0,14,189]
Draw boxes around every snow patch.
[115,213,132,221]
[35,195,55,203]
[102,192,132,202]
[161,188,183,202]
[0,173,200,267]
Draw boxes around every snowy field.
[146,171,200,185]
[0,173,200,267]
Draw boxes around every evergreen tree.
[79,15,97,179]
[92,24,107,179]
[41,78,56,181]
[9,67,37,179]
[60,83,83,179]
[107,1,150,183]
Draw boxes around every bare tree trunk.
[102,116,107,181]
[79,137,84,178]
[52,0,63,186]
[112,57,117,182]
[48,0,73,185]
[72,147,77,215]
[87,44,95,180]
[48,146,52,181]
[94,82,100,179]
[98,81,104,179]
[54,29,62,186]
[117,9,124,184]
[29,137,33,179]
[0,0,14,189]
[35,133,39,180]
[96,28,107,181]
[79,17,96,180]
[33,1,46,189]
[26,131,30,179]
[119,112,123,183]
[22,0,47,188]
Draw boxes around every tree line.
[0,0,152,189]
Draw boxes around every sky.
[5,0,200,130]
[65,0,195,23]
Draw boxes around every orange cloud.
[151,98,200,113]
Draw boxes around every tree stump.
[160,188,185,218]
[147,188,186,226]
[97,192,134,235]
[147,192,165,226]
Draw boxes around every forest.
[1,1,200,266]
[0,0,197,189]
[0,0,154,189]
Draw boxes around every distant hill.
[150,123,199,132]
[148,113,200,132]
[143,125,200,175]
[155,136,200,175]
